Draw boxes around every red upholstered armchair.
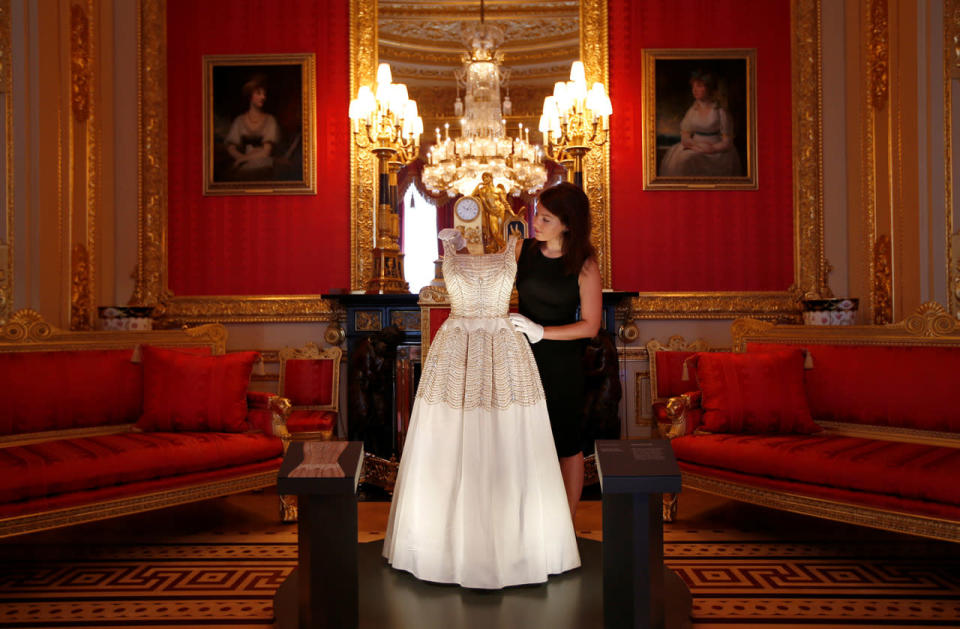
[278,343,342,442]
[645,335,711,522]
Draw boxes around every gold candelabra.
[539,61,612,188]
[349,63,423,293]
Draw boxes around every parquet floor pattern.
[0,489,957,628]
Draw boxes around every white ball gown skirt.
[382,317,581,589]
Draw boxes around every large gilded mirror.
[349,0,611,290]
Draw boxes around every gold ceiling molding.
[135,0,339,323]
[0,0,11,323]
[946,0,959,317]
[868,0,889,111]
[627,0,825,321]
[377,1,579,21]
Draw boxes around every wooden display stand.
[595,439,692,629]
[274,441,364,629]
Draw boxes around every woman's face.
[250,87,267,108]
[532,204,566,243]
[691,80,708,101]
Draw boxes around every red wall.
[609,0,794,292]
[166,0,350,296]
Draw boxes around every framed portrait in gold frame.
[203,53,316,196]
[642,49,758,190]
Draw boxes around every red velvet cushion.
[0,350,143,435]
[286,410,336,434]
[748,342,960,432]
[137,346,258,432]
[283,359,334,406]
[654,351,699,398]
[0,431,282,504]
[694,350,820,434]
[672,433,960,507]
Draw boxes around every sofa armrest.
[246,391,292,440]
[660,392,702,439]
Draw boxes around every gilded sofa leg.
[662,492,679,523]
[280,494,298,523]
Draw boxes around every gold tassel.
[256,354,266,376]
[130,344,142,364]
[804,349,814,369]
[681,358,690,381]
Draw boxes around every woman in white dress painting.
[223,74,280,180]
[383,228,580,589]
[659,72,742,178]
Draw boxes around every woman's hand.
[509,313,544,344]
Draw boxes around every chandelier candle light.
[422,5,547,198]
[539,61,612,188]
[349,63,423,293]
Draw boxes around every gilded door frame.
[136,0,825,323]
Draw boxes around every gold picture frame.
[642,48,758,190]
[203,53,316,196]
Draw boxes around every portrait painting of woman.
[642,50,757,190]
[203,54,316,195]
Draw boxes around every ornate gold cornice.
[627,0,824,320]
[157,295,340,325]
[630,292,803,321]
[868,0,889,111]
[0,0,11,323]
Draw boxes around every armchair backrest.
[645,336,711,403]
[278,343,342,412]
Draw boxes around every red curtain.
[166,0,350,296]
[609,0,794,292]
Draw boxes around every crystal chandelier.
[422,5,547,198]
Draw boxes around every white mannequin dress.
[382,233,581,589]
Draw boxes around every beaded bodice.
[442,234,518,319]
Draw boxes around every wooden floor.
[1,486,958,628]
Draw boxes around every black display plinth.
[595,439,691,629]
[275,441,364,629]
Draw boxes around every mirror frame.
[135,0,824,322]
[349,0,612,291]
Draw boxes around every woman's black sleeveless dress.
[515,238,584,458]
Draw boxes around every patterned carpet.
[0,494,958,628]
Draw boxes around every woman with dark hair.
[510,181,603,519]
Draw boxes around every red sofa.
[653,302,960,543]
[0,310,289,538]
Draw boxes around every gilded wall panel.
[135,0,339,323]
[0,0,11,322]
[946,0,959,316]
[627,0,825,321]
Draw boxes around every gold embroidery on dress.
[416,326,545,410]
[419,234,545,410]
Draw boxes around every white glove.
[509,313,544,344]
[437,228,466,252]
